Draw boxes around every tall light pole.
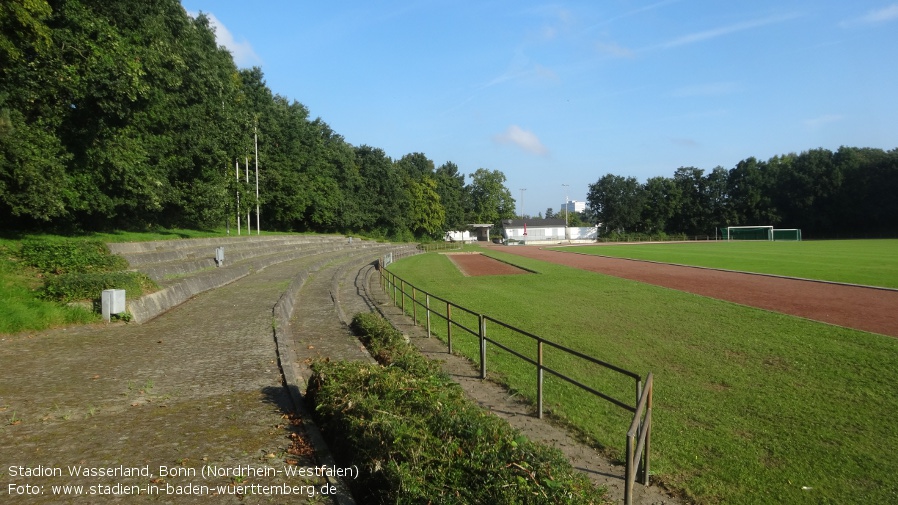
[562,184,570,226]
[562,183,570,241]
[519,188,526,220]
[254,123,260,235]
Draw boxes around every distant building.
[501,218,566,241]
[561,200,586,213]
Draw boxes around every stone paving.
[0,256,330,504]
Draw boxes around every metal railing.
[379,262,653,504]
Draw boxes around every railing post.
[400,280,405,313]
[625,433,635,505]
[643,376,653,486]
[479,315,487,379]
[636,378,643,418]
[446,303,453,353]
[425,294,431,337]
[537,340,544,419]
[412,287,417,325]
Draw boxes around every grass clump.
[0,236,161,333]
[41,271,156,303]
[20,239,128,274]
[307,312,608,504]
[19,238,157,303]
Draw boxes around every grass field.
[388,249,898,504]
[552,239,898,289]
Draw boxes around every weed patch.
[20,239,127,274]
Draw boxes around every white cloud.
[841,4,898,27]
[492,125,549,155]
[660,13,799,49]
[188,11,262,67]
[804,114,843,129]
[595,41,635,58]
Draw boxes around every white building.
[500,218,598,244]
[561,200,587,213]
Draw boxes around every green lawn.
[553,239,898,288]
[388,250,898,504]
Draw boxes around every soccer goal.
[773,228,802,241]
[721,226,773,241]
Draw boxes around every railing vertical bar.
[400,280,405,313]
[643,379,653,486]
[625,435,635,505]
[426,294,431,337]
[412,287,417,326]
[479,314,486,379]
[447,303,453,353]
[537,340,544,419]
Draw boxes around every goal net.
[772,228,802,241]
[721,226,773,241]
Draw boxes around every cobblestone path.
[0,257,327,504]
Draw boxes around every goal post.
[721,226,774,241]
[773,228,802,241]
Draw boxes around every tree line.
[0,0,516,239]
[586,147,898,239]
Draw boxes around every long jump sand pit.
[444,252,530,277]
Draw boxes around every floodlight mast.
[562,183,570,241]
[255,124,260,235]
[562,184,570,226]
[236,159,241,235]
[245,157,250,234]
[519,188,526,219]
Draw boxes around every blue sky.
[180,0,898,216]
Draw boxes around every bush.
[598,231,688,243]
[350,312,441,377]
[309,313,609,504]
[41,271,156,303]
[20,239,128,274]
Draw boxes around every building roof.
[501,218,566,228]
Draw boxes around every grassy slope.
[389,250,898,504]
[554,239,898,288]
[0,229,235,334]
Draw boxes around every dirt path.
[488,245,898,338]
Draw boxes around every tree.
[726,157,779,227]
[706,166,732,230]
[355,145,408,236]
[640,176,679,234]
[669,167,708,235]
[545,208,555,219]
[406,176,445,238]
[586,174,644,234]
[434,161,468,231]
[467,169,515,226]
[395,152,435,179]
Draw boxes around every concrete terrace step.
[108,234,396,324]
[110,235,351,267]
[137,241,382,285]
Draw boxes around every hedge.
[306,313,609,504]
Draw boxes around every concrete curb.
[269,245,417,505]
